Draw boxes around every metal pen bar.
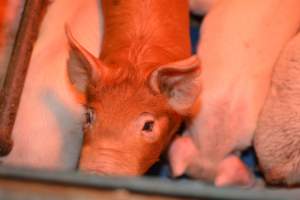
[0,0,49,156]
[0,166,299,200]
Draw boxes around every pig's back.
[254,32,300,185]
[100,0,191,66]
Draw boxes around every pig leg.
[254,33,300,186]
[168,134,199,177]
[169,134,257,186]
[215,155,255,187]
[168,133,217,181]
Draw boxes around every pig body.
[0,0,102,170]
[67,0,201,175]
[169,0,300,186]
[254,32,300,186]
[0,0,24,87]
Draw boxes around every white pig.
[0,0,102,170]
[169,0,300,187]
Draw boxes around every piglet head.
[66,28,201,175]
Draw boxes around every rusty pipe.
[0,0,49,156]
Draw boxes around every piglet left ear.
[149,55,201,115]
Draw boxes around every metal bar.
[0,0,49,156]
[0,166,299,200]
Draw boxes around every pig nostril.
[142,120,154,132]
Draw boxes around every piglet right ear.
[66,25,105,93]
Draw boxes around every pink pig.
[169,0,300,187]
[0,0,102,170]
[254,32,300,186]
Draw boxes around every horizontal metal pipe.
[0,166,298,200]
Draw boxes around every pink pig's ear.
[66,25,105,93]
[149,55,201,115]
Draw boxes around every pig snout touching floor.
[67,0,201,175]
[254,32,300,186]
[169,0,300,187]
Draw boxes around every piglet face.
[79,82,181,175]
[66,27,201,175]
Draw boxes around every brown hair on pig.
[66,0,201,175]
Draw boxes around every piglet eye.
[142,120,154,132]
[85,108,95,125]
